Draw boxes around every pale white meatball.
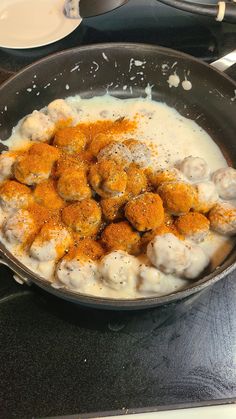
[179,156,210,181]
[56,259,98,292]
[47,99,77,124]
[125,141,152,168]
[99,250,139,291]
[212,167,236,200]
[147,233,191,276]
[30,225,72,261]
[0,152,16,182]
[194,181,219,213]
[209,203,236,235]
[138,265,188,295]
[184,244,210,279]
[3,209,36,245]
[20,111,55,142]
[97,142,133,168]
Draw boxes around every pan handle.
[210,50,236,72]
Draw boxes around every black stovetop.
[0,1,236,418]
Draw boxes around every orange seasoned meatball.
[158,182,197,215]
[57,169,91,201]
[89,159,127,198]
[126,165,148,197]
[100,195,128,221]
[53,126,87,154]
[125,192,164,231]
[62,199,102,238]
[101,221,140,254]
[0,180,32,211]
[34,179,65,210]
[88,133,114,157]
[175,212,210,242]
[149,168,184,188]
[14,143,60,186]
[54,153,87,178]
[66,238,105,262]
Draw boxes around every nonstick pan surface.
[0,43,235,309]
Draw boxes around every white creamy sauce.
[0,94,234,299]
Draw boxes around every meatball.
[175,212,210,242]
[141,223,182,249]
[125,192,164,231]
[179,156,210,181]
[66,238,104,262]
[61,199,102,238]
[56,259,98,292]
[100,195,128,221]
[184,244,210,279]
[126,165,147,197]
[158,181,197,215]
[138,265,186,295]
[194,181,219,213]
[99,250,139,291]
[147,233,191,276]
[30,221,72,261]
[57,169,91,201]
[47,99,77,124]
[34,179,65,210]
[20,111,55,142]
[208,203,236,235]
[88,133,114,156]
[54,153,87,178]
[0,151,17,182]
[14,143,60,185]
[53,126,87,154]
[101,221,140,255]
[212,167,236,200]
[89,160,127,198]
[97,142,132,168]
[3,209,37,246]
[148,168,185,189]
[0,180,32,212]
[123,139,151,168]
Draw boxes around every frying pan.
[0,43,235,310]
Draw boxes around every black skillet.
[0,43,235,309]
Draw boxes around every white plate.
[0,0,81,49]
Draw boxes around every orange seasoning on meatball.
[88,133,114,157]
[175,212,210,241]
[66,238,105,262]
[126,165,148,197]
[101,221,140,255]
[53,126,87,154]
[125,192,164,231]
[89,159,127,198]
[101,195,128,221]
[57,168,92,202]
[158,182,197,215]
[34,179,65,210]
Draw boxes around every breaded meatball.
[88,133,114,156]
[148,168,185,189]
[30,221,72,261]
[89,160,127,198]
[0,180,32,211]
[179,156,210,181]
[56,259,98,292]
[209,203,236,235]
[158,182,197,215]
[194,181,219,213]
[54,153,87,178]
[53,126,87,154]
[34,179,65,210]
[175,212,210,242]
[101,221,140,255]
[47,99,77,124]
[61,199,102,237]
[124,139,151,168]
[147,233,191,276]
[0,151,18,182]
[126,165,147,197]
[97,142,132,168]
[57,169,91,201]
[66,238,105,262]
[100,195,128,221]
[125,192,164,231]
[212,167,236,200]
[14,143,60,185]
[3,209,37,246]
[20,110,55,142]
[184,244,210,279]
[99,250,139,291]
